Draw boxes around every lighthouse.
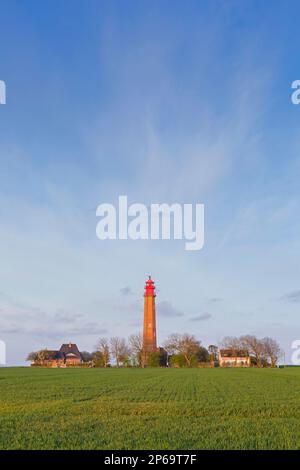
[142,276,157,365]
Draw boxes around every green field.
[0,367,300,450]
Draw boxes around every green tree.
[164,333,202,367]
[26,351,38,362]
[81,351,93,363]
[169,354,186,368]
[92,350,106,367]
[147,350,168,367]
[196,347,210,363]
[208,345,218,362]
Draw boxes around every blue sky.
[0,0,300,365]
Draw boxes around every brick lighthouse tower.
[142,276,157,366]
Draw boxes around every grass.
[0,367,300,449]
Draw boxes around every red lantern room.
[144,275,156,296]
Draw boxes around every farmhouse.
[219,349,251,367]
[59,343,83,365]
[40,350,65,367]
[32,343,83,367]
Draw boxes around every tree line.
[91,333,211,368]
[27,333,282,368]
[220,335,282,367]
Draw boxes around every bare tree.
[128,333,143,366]
[240,335,265,367]
[164,333,201,367]
[37,349,51,362]
[220,336,243,352]
[26,349,51,364]
[261,337,282,367]
[110,337,130,367]
[95,337,110,367]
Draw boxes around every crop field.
[0,367,300,450]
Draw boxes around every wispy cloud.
[120,286,133,296]
[54,310,84,322]
[189,313,212,322]
[157,301,183,318]
[0,322,108,339]
[280,290,300,303]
